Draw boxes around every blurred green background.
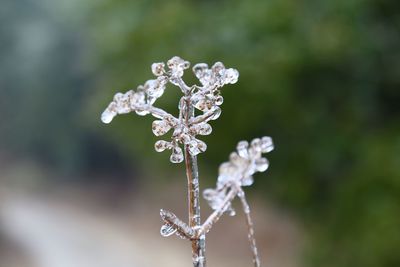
[1,0,399,266]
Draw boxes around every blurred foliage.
[1,0,400,266]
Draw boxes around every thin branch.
[160,209,195,239]
[237,187,261,267]
[190,107,220,125]
[196,187,238,237]
[134,104,178,123]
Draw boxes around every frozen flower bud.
[260,136,274,153]
[145,77,167,99]
[198,123,212,135]
[167,56,190,77]
[151,62,165,76]
[197,139,207,153]
[224,68,239,84]
[211,62,225,74]
[193,63,209,79]
[170,146,184,163]
[209,107,221,120]
[241,175,254,186]
[236,141,249,158]
[152,120,172,136]
[101,104,117,124]
[214,95,224,105]
[188,140,201,156]
[187,139,207,156]
[160,223,177,237]
[255,157,269,172]
[130,91,146,109]
[154,140,171,152]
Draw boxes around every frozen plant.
[101,56,274,267]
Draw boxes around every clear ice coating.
[101,56,239,163]
[160,223,177,237]
[203,137,274,213]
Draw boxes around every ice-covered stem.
[160,209,195,239]
[237,187,261,267]
[196,187,238,237]
[184,97,206,267]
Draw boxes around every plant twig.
[237,187,261,267]
[160,209,195,239]
[196,187,238,237]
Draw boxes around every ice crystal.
[101,56,239,163]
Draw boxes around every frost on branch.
[101,56,239,163]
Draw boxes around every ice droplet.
[210,107,221,120]
[237,141,249,158]
[151,62,165,76]
[152,120,171,136]
[101,109,116,124]
[167,56,189,77]
[241,175,254,186]
[198,123,212,135]
[197,139,207,152]
[170,146,184,163]
[160,224,177,237]
[154,140,170,152]
[224,68,239,84]
[214,95,224,105]
[255,157,269,172]
[260,136,274,153]
[192,63,209,79]
[188,140,201,156]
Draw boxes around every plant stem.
[196,187,238,237]
[237,187,261,267]
[184,97,206,267]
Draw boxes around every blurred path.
[0,193,189,267]
[0,189,303,267]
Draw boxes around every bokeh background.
[1,0,399,266]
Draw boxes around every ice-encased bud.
[212,62,225,75]
[151,62,165,76]
[160,223,177,237]
[152,120,172,136]
[188,140,201,156]
[101,108,117,124]
[241,175,254,186]
[145,77,167,99]
[154,140,170,152]
[214,95,224,105]
[113,92,131,114]
[170,146,184,163]
[237,141,249,158]
[224,68,239,84]
[188,139,207,155]
[255,157,269,172]
[260,136,274,153]
[193,63,209,79]
[167,56,190,77]
[198,123,212,135]
[210,107,221,120]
